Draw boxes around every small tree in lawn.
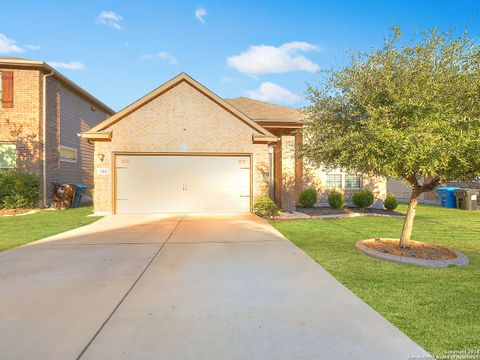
[303,27,480,248]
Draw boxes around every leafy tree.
[303,27,480,247]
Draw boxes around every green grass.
[0,206,101,251]
[271,204,480,356]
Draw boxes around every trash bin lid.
[436,186,461,193]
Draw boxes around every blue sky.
[1,1,479,111]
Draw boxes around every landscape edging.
[355,238,469,268]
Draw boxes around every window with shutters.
[1,71,14,108]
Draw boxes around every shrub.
[328,190,344,209]
[298,188,318,208]
[253,196,280,218]
[384,194,399,211]
[0,170,40,208]
[352,189,374,209]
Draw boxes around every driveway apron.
[0,214,429,360]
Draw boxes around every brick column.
[281,135,297,211]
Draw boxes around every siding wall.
[45,78,109,200]
[93,81,270,214]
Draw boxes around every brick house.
[81,73,386,214]
[0,57,114,206]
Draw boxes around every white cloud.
[245,82,301,104]
[195,7,207,25]
[96,11,124,30]
[140,52,178,65]
[27,44,41,50]
[227,41,319,76]
[0,33,24,53]
[48,61,85,70]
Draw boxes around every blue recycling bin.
[71,183,87,208]
[435,187,460,208]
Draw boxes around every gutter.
[42,70,54,207]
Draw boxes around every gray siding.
[46,78,109,200]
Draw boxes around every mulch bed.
[363,238,457,260]
[0,208,37,217]
[297,206,401,217]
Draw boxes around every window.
[325,170,362,189]
[345,174,361,189]
[0,142,16,169]
[326,173,342,189]
[60,146,78,163]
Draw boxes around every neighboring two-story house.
[0,57,114,206]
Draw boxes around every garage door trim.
[112,152,253,214]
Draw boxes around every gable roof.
[85,73,276,139]
[226,97,303,123]
[0,57,114,115]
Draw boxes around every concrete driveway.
[0,214,429,360]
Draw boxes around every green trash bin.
[454,189,479,210]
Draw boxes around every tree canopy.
[303,27,480,246]
[303,27,480,185]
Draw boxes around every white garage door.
[115,155,251,213]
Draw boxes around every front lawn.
[271,204,480,356]
[0,206,101,252]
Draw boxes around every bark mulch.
[363,238,457,260]
[0,208,38,217]
[297,207,401,217]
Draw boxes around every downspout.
[42,70,54,207]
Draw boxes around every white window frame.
[60,145,78,163]
[0,141,16,169]
[324,168,362,190]
[325,171,343,189]
[345,173,362,190]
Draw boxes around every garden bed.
[362,238,456,260]
[0,208,38,217]
[297,206,401,217]
[356,238,468,267]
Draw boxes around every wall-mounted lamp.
[97,153,105,162]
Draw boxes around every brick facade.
[0,68,43,177]
[0,61,112,205]
[92,81,271,214]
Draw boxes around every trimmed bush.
[0,170,40,208]
[298,188,318,208]
[328,190,344,209]
[352,189,374,209]
[384,194,399,211]
[253,196,280,218]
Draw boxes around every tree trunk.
[399,190,421,248]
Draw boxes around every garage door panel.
[115,155,251,213]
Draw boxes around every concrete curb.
[356,238,469,268]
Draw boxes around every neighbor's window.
[0,142,16,169]
[326,173,342,189]
[1,71,14,108]
[60,145,78,163]
[345,174,361,189]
